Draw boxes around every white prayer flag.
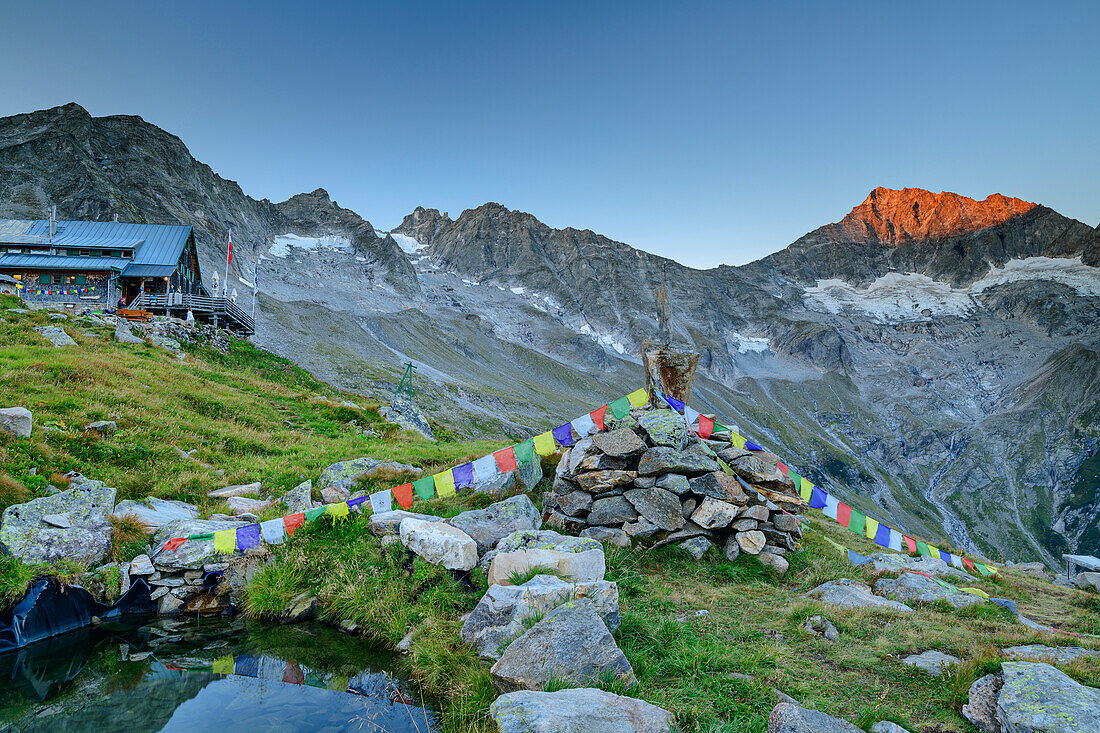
[472,454,499,483]
[571,414,597,437]
[823,493,841,521]
[888,528,904,552]
[369,489,393,515]
[260,518,287,545]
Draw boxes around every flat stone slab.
[114,497,199,529]
[207,482,262,499]
[369,509,436,536]
[867,552,971,581]
[34,325,76,347]
[805,579,913,613]
[901,650,960,675]
[874,573,983,608]
[490,688,672,733]
[592,429,648,458]
[0,479,116,565]
[767,702,863,733]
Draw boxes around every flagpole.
[251,262,257,321]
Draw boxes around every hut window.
[75,275,87,285]
[39,274,51,284]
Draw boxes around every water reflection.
[0,618,438,732]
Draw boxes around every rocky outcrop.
[873,573,984,609]
[805,579,913,613]
[0,477,115,565]
[487,530,605,586]
[461,574,620,660]
[767,701,862,732]
[490,688,673,733]
[34,326,76,347]
[489,599,635,691]
[900,650,959,675]
[447,495,541,556]
[113,497,198,530]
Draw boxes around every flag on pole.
[224,229,232,298]
[252,262,258,320]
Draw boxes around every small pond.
[0,616,439,732]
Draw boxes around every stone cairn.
[541,402,804,572]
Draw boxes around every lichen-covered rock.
[558,490,593,517]
[592,429,647,458]
[575,470,637,493]
[400,518,478,571]
[382,393,435,440]
[805,579,914,613]
[489,530,605,586]
[447,495,542,555]
[0,479,116,565]
[873,573,984,608]
[113,497,198,530]
[279,479,314,513]
[728,452,796,492]
[0,406,32,437]
[690,497,740,529]
[637,409,688,449]
[490,688,672,733]
[315,457,381,498]
[490,599,635,691]
[655,473,690,495]
[962,673,1001,733]
[624,488,684,531]
[461,574,620,659]
[997,661,1100,732]
[637,446,720,477]
[680,536,713,559]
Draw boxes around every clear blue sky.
[2,1,1097,267]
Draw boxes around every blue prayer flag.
[452,462,474,488]
[874,522,892,547]
[809,487,828,509]
[235,523,260,552]
[552,423,575,447]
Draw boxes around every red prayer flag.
[493,447,518,473]
[591,405,608,432]
[284,512,305,536]
[836,502,852,528]
[393,483,414,509]
[162,537,186,554]
[963,558,975,572]
[777,461,789,476]
[903,535,917,553]
[698,415,714,439]
[227,230,233,264]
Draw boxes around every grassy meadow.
[2,297,1100,733]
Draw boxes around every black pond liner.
[0,576,156,652]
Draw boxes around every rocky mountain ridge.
[2,103,1098,567]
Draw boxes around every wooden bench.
[118,308,152,322]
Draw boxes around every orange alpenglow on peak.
[832,187,1038,245]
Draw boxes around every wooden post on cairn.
[641,281,699,407]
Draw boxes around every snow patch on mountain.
[268,233,351,258]
[972,256,1100,297]
[387,232,425,254]
[801,257,1100,324]
[730,333,771,353]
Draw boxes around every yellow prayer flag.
[326,502,349,520]
[213,529,236,555]
[928,545,941,559]
[799,477,813,502]
[435,470,456,498]
[960,587,990,599]
[626,388,648,407]
[532,431,556,456]
[731,432,747,449]
[864,517,879,540]
[212,654,235,675]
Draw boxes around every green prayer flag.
[915,540,931,557]
[304,507,326,522]
[412,476,435,501]
[788,470,801,487]
[189,533,214,541]
[513,439,536,466]
[608,396,631,419]
[976,563,994,577]
[847,510,866,536]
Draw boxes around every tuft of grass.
[506,565,564,587]
[0,471,27,511]
[108,514,152,563]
